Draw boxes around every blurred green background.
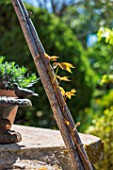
[0,0,113,169]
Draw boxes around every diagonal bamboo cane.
[11,0,93,169]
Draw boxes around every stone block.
[0,125,104,169]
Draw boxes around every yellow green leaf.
[65,89,76,99]
[45,53,58,61]
[64,118,70,126]
[73,122,81,132]
[70,89,77,93]
[57,75,71,82]
[61,62,75,68]
[44,53,50,60]
[65,92,72,99]
[57,62,75,73]
[59,86,65,96]
[50,55,59,61]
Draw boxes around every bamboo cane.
[11,0,93,169]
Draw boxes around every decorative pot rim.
[0,90,16,97]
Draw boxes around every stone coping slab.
[0,125,104,169]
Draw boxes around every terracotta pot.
[0,90,16,97]
[0,90,18,130]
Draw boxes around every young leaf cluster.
[59,87,76,100]
[45,53,76,100]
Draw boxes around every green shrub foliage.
[86,27,113,170]
[87,90,113,170]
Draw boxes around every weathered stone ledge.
[0,125,104,169]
